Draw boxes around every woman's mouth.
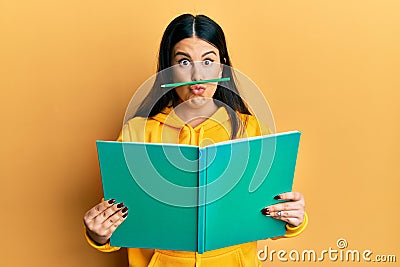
[189,84,206,95]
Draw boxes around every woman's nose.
[191,61,202,81]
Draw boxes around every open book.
[96,130,301,253]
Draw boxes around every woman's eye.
[179,59,191,66]
[203,59,213,66]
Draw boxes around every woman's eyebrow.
[174,50,217,58]
[174,51,191,58]
[201,51,217,57]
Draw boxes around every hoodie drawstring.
[179,125,205,146]
[199,126,205,144]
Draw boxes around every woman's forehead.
[172,37,219,57]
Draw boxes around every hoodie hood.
[151,105,230,132]
[151,105,231,146]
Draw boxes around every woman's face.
[171,37,222,108]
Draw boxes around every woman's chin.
[190,97,207,104]
[184,97,211,108]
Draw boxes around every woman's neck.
[173,99,219,128]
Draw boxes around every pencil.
[160,77,230,88]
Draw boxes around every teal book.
[96,130,301,253]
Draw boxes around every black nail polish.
[260,208,270,216]
[122,213,128,218]
[117,202,125,208]
[121,207,128,213]
[274,195,281,200]
[108,199,116,204]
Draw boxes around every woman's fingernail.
[121,207,128,213]
[260,207,270,216]
[274,195,281,200]
[117,202,125,208]
[122,213,128,218]
[108,199,116,204]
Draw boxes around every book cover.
[96,130,301,253]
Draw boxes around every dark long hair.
[134,14,251,138]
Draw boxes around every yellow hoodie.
[85,106,308,267]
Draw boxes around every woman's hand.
[261,192,305,227]
[83,199,129,245]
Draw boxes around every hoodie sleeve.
[242,114,271,137]
[84,227,121,252]
[283,212,308,238]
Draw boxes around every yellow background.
[1,0,399,266]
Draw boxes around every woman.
[84,14,307,267]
